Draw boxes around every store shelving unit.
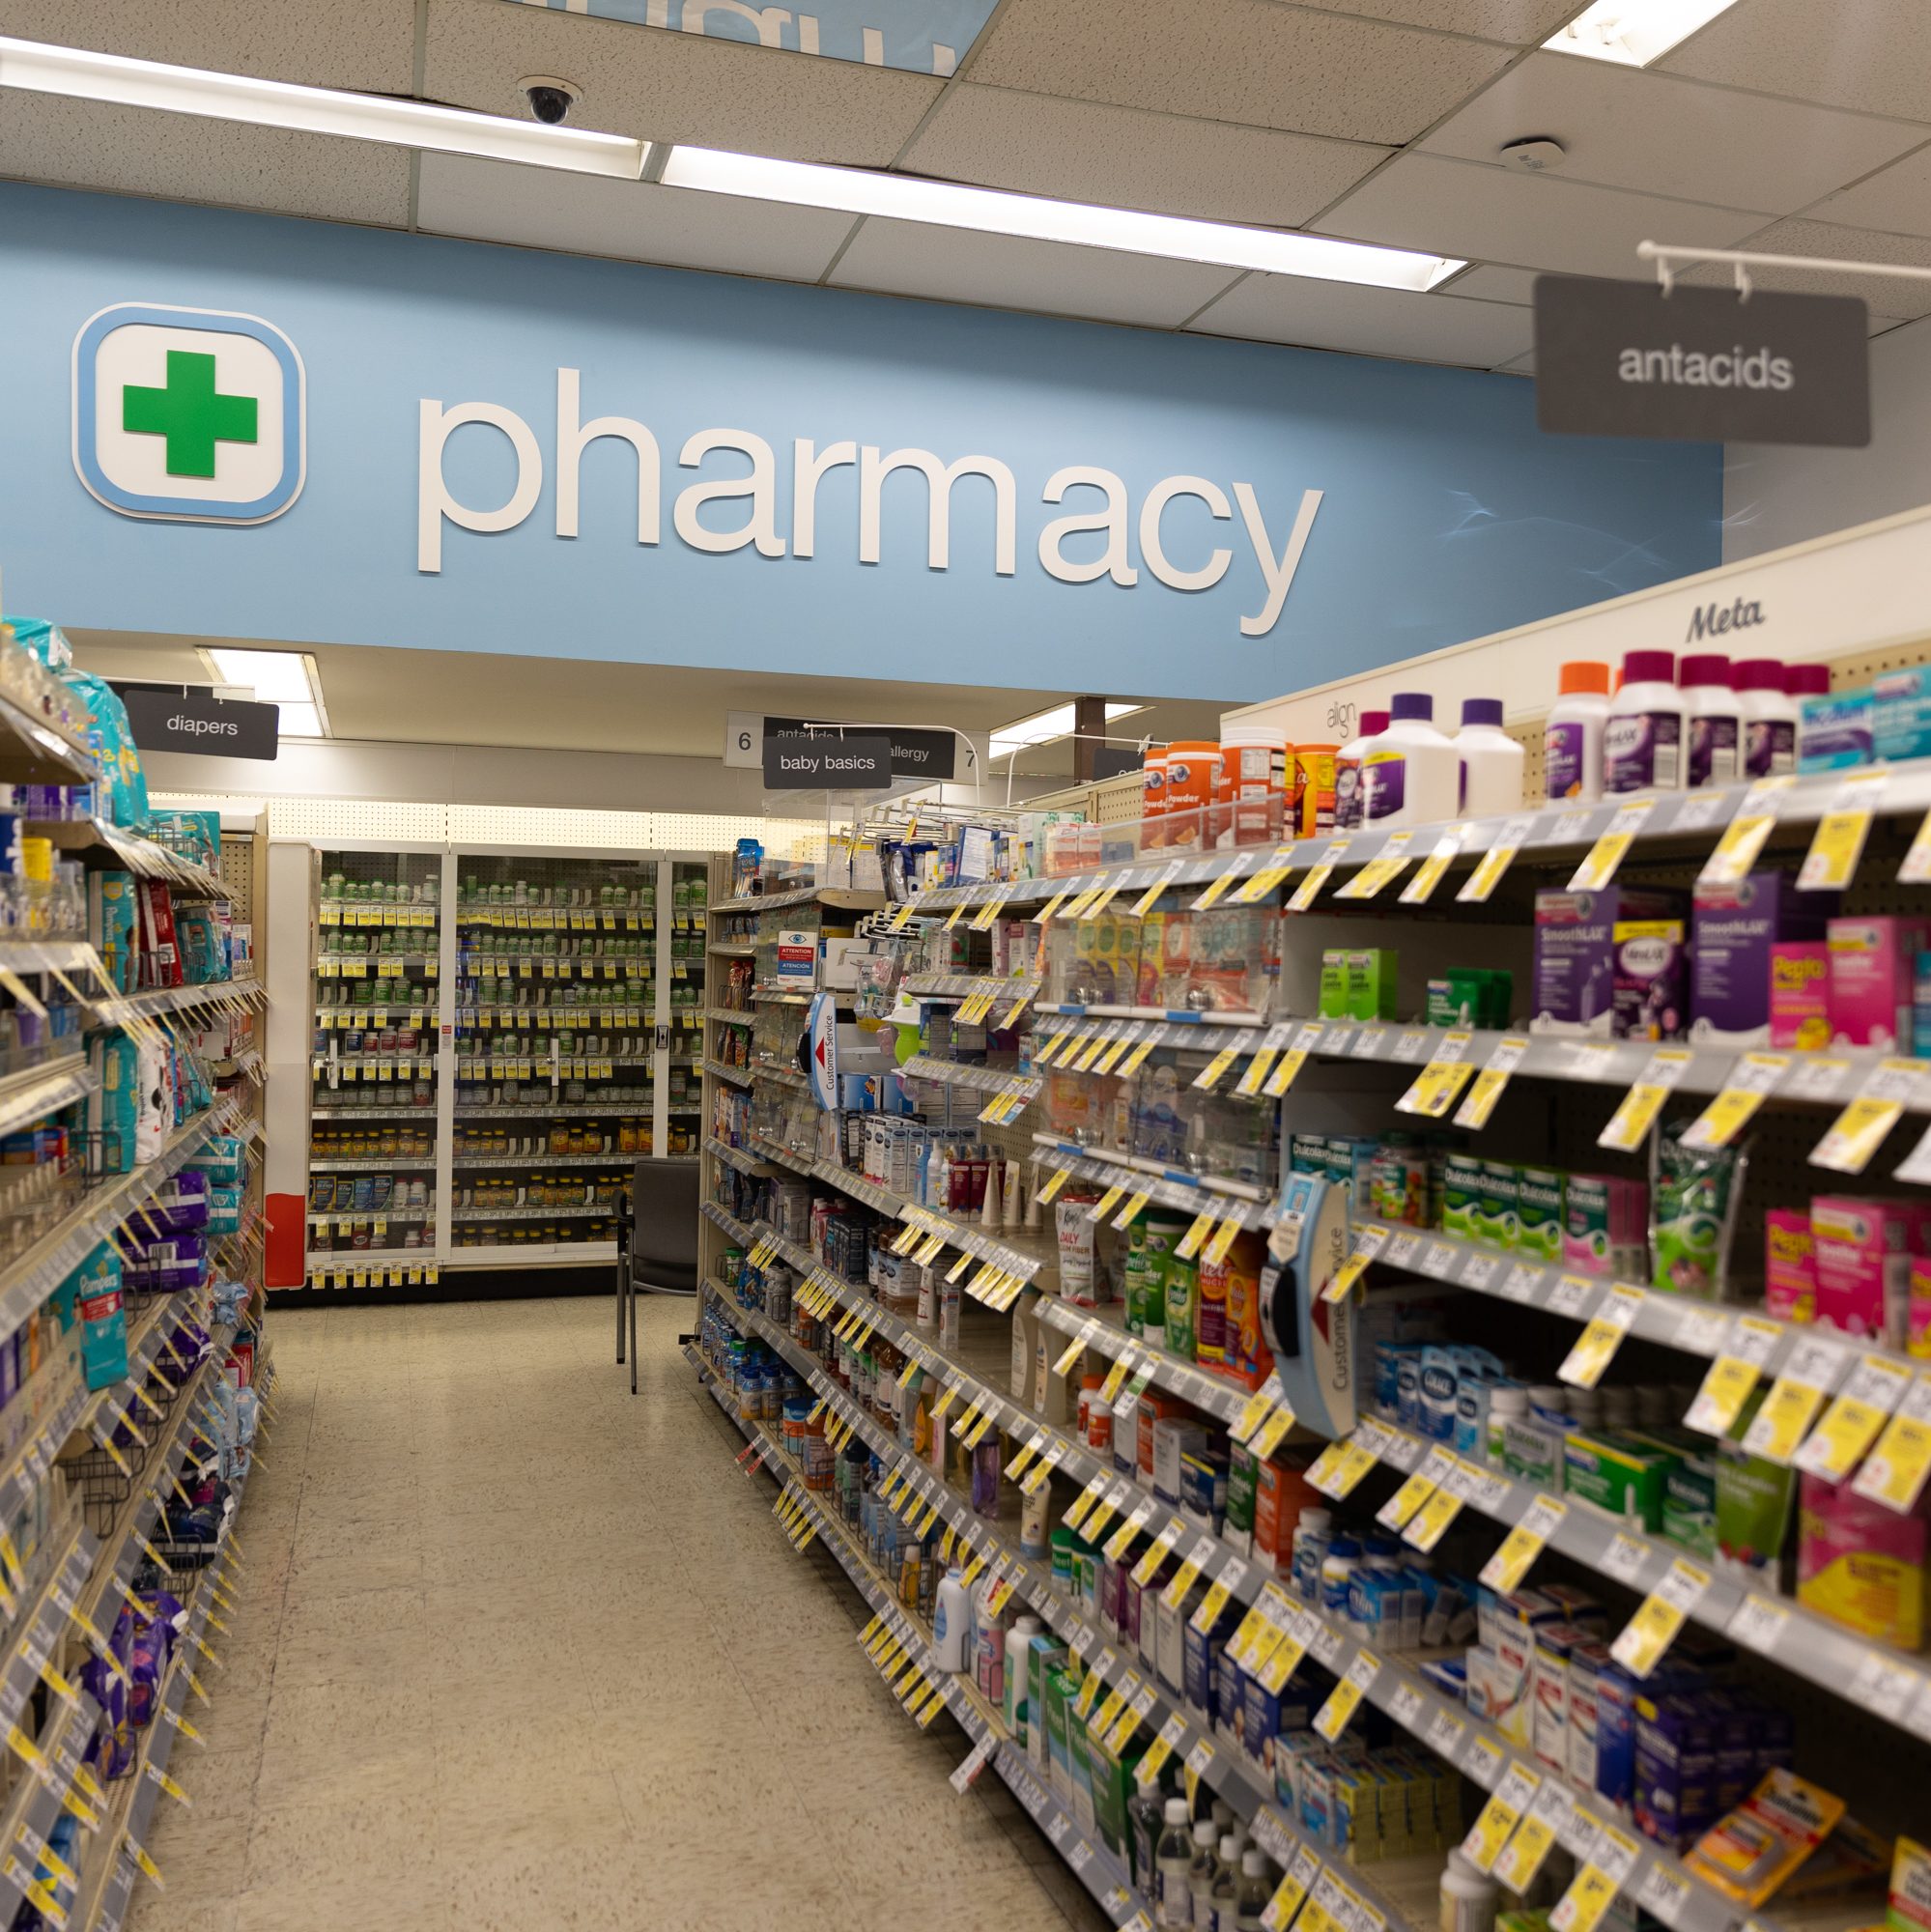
[294,842,711,1290]
[689,743,1931,1931]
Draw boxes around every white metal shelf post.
[434,847,460,1268]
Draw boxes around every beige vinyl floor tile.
[127,1295,1112,1932]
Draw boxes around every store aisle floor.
[129,1294,1114,1932]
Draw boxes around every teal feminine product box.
[1874,668,1931,763]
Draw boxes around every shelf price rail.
[702,1284,1422,1932]
[701,1202,1828,1932]
[686,1333,1153,1932]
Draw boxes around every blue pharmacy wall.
[0,183,1722,703]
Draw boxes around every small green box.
[1346,948,1399,1021]
[1475,1159,1519,1251]
[1517,1168,1565,1264]
[1319,950,1349,1019]
[1426,977,1458,1026]
[1441,1153,1484,1242]
[1562,1430,1678,1530]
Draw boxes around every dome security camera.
[520,76,582,125]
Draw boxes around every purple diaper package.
[1534,887,1687,1037]
[127,1236,207,1294]
[143,1171,210,1236]
[1691,873,1836,1044]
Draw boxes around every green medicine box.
[1319,949,1349,1019]
[1346,948,1399,1022]
[1561,1430,1678,1530]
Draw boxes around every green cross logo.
[121,349,259,479]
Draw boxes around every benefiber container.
[1220,725,1287,847]
[1162,742,1223,852]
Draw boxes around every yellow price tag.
[1405,1479,1466,1550]
[1493,1807,1560,1892]
[1397,1037,1479,1118]
[1175,1209,1217,1262]
[1457,814,1535,904]
[1287,842,1349,911]
[1190,1573,1235,1634]
[1800,769,1887,890]
[1698,775,1794,888]
[1112,1189,1151,1232]
[1452,1035,1530,1131]
[1317,1438,1381,1500]
[1265,1029,1323,1097]
[1231,846,1296,905]
[1118,1034,1160,1078]
[1743,1372,1831,1464]
[1550,1832,1641,1932]
[1191,869,1240,911]
[1596,1045,1694,1151]
[1567,798,1654,892]
[1855,1378,1931,1513]
[1204,1208,1245,1266]
[1250,1405,1297,1462]
[1377,1463,1440,1530]
[1192,1045,1240,1092]
[1609,1559,1708,1678]
[1053,1329,1093,1378]
[1231,1383,1278,1444]
[1036,1165,1071,1208]
[1556,1286,1643,1389]
[1681,1050,1791,1150]
[1811,1058,1923,1175]
[1463,1764,1543,1873]
[1479,1497,1567,1595]
[1312,1651,1378,1741]
[1081,1488,1122,1541]
[1334,831,1414,900]
[1400,826,1466,904]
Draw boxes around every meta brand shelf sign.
[1535,275,1869,448]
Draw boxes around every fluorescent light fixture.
[990,701,1146,761]
[661,147,1464,292]
[0,36,649,179]
[199,648,329,737]
[1543,0,1742,66]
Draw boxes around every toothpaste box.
[1533,888,1686,1036]
[1466,1644,1532,1748]
[1765,1208,1818,1322]
[1800,689,1874,771]
[1873,668,1931,762]
[1692,873,1834,1043]
[1770,941,1832,1050]
[1532,1624,1589,1776]
[1565,1638,1615,1791]
[1828,917,1931,1049]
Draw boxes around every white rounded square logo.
[72,303,305,525]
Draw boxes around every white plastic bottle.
[1604,650,1686,793]
[932,1567,970,1670]
[1188,1818,1220,1927]
[1211,1834,1242,1932]
[1454,698,1525,817]
[1439,1850,1498,1932]
[1543,662,1609,805]
[1361,694,1461,828]
[1006,1612,1041,1737]
[1156,1799,1195,1930]
[1333,709,1389,831]
[1735,659,1796,779]
[1290,1506,1332,1602]
[1681,653,1740,790]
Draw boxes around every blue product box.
[1593,1660,1642,1810]
[1216,1648,1247,1746]
[1183,1620,1214,1721]
[1799,690,1874,771]
[1633,1690,1718,1853]
[1874,668,1931,762]
[1241,1671,1281,1766]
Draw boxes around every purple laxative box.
[1533,888,1687,1036]
[1690,872,1836,1044]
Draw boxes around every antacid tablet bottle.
[1545,662,1609,805]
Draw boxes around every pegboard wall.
[217,832,255,922]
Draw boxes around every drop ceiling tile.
[1289,0,1586,41]
[827,217,1240,328]
[1809,142,1931,241]
[1420,52,1925,216]
[0,95,411,225]
[423,0,943,162]
[1660,0,1931,125]
[415,153,854,281]
[0,0,415,90]
[967,0,1514,145]
[897,84,1390,228]
[1439,264,1542,302]
[1314,153,1761,279]
[1187,274,1533,367]
[1679,215,1931,320]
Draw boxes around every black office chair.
[615,1155,699,1394]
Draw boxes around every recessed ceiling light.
[660,148,1465,292]
[199,648,329,736]
[989,701,1150,760]
[1543,0,1742,67]
[0,36,649,178]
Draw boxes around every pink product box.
[1826,918,1931,1049]
[1810,1196,1931,1345]
[1764,1208,1818,1323]
[1769,943,1830,1051]
[1912,1258,1931,1362]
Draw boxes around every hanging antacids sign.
[416,370,1325,639]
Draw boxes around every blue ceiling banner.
[498,0,994,75]
[2,184,1720,703]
